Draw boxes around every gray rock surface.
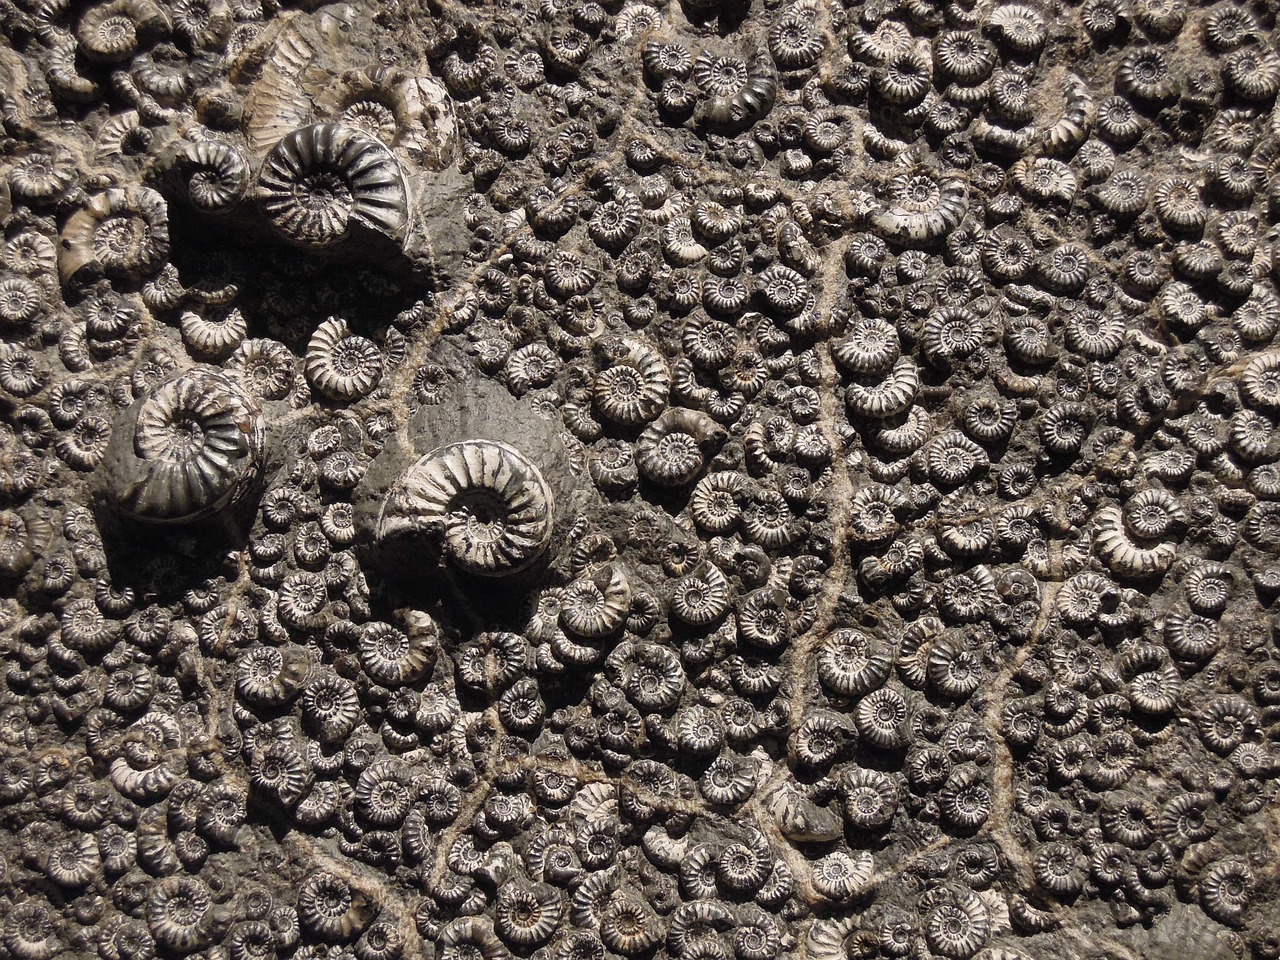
[0,0,1278,958]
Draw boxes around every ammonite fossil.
[166,139,251,216]
[102,368,266,524]
[59,186,171,285]
[871,173,969,245]
[256,122,410,250]
[693,52,777,130]
[377,439,555,576]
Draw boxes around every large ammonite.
[377,440,554,577]
[109,369,266,523]
[256,122,410,249]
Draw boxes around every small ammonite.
[377,439,555,576]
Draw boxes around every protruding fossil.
[694,52,777,130]
[256,122,410,250]
[164,139,251,215]
[303,317,384,402]
[763,778,844,843]
[870,173,969,245]
[377,439,555,577]
[636,408,727,487]
[7,0,1280,950]
[59,187,171,285]
[100,368,266,524]
[315,66,458,171]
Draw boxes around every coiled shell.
[256,123,410,249]
[377,439,555,577]
[101,368,265,524]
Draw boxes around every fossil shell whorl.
[635,408,727,487]
[59,186,172,286]
[316,67,459,172]
[303,317,384,402]
[694,53,777,131]
[357,368,582,581]
[870,173,969,245]
[166,139,251,215]
[0,509,53,577]
[377,440,555,577]
[103,368,266,524]
[75,0,170,65]
[256,122,410,250]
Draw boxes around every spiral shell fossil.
[377,440,554,577]
[3,0,1280,954]
[101,368,265,524]
[694,53,778,130]
[304,317,384,402]
[164,139,251,216]
[60,187,171,285]
[256,123,410,250]
[871,174,969,245]
[316,66,458,171]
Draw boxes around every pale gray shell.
[256,122,410,249]
[167,139,251,215]
[763,777,844,842]
[377,439,555,577]
[304,317,384,401]
[871,174,969,245]
[59,187,171,285]
[694,53,778,130]
[315,66,459,171]
[101,368,265,524]
[1094,505,1177,579]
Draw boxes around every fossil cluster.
[1,0,1279,958]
